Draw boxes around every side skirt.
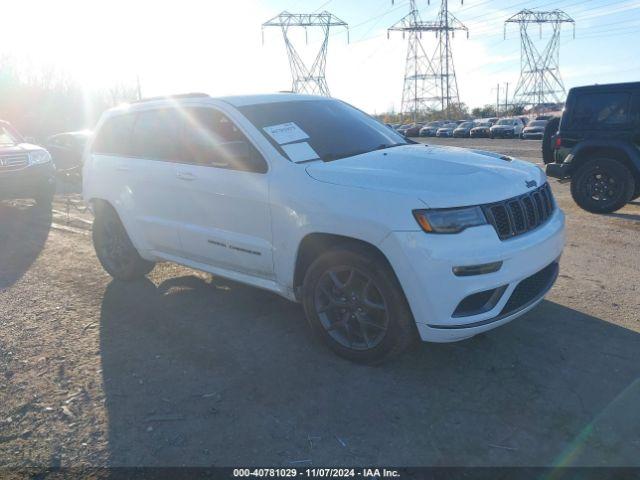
[149,250,297,302]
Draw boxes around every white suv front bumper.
[380,208,565,342]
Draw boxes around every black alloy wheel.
[570,158,635,213]
[92,203,155,280]
[314,266,389,350]
[302,246,415,363]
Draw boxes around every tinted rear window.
[570,92,631,128]
[131,109,182,160]
[92,114,136,155]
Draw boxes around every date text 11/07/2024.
[232,468,401,478]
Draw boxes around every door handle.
[176,171,196,181]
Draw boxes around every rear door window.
[570,92,631,129]
[131,109,183,161]
[92,114,136,156]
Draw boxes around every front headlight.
[29,150,52,165]
[413,206,487,234]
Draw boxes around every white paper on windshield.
[263,122,310,145]
[281,142,320,163]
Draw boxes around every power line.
[387,0,469,119]
[505,9,575,106]
[262,11,348,96]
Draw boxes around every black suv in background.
[546,82,640,213]
[0,120,56,207]
[46,130,91,174]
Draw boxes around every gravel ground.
[0,138,639,468]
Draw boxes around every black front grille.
[483,183,555,240]
[499,262,559,317]
[0,153,29,171]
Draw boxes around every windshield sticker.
[263,122,310,145]
[281,142,320,163]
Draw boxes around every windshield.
[475,122,490,127]
[0,124,21,146]
[529,120,547,127]
[239,100,408,162]
[458,122,474,128]
[496,119,514,125]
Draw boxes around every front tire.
[570,158,635,213]
[302,246,415,364]
[92,203,155,280]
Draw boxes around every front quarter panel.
[268,161,422,294]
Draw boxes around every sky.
[0,0,639,114]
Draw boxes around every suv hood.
[305,144,544,208]
[0,143,43,154]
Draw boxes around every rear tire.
[570,158,635,213]
[542,117,560,164]
[92,203,155,280]
[302,246,415,364]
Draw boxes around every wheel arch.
[292,232,397,301]
[571,143,640,186]
[87,197,115,215]
[86,197,151,255]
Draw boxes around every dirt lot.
[1,138,639,468]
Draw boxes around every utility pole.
[136,75,142,101]
[495,83,500,116]
[504,82,509,115]
[262,11,348,96]
[388,0,468,119]
[505,9,575,107]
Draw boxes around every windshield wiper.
[323,143,406,162]
[324,149,369,162]
[372,143,399,151]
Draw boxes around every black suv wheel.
[570,158,635,213]
[302,246,415,364]
[34,191,54,210]
[92,203,155,280]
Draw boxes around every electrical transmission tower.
[388,0,468,120]
[262,11,348,96]
[505,9,575,107]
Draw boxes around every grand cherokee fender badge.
[526,179,537,188]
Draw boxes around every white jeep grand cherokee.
[83,93,565,363]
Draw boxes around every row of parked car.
[389,117,550,140]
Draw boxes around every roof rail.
[131,92,210,104]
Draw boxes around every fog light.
[452,261,502,277]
